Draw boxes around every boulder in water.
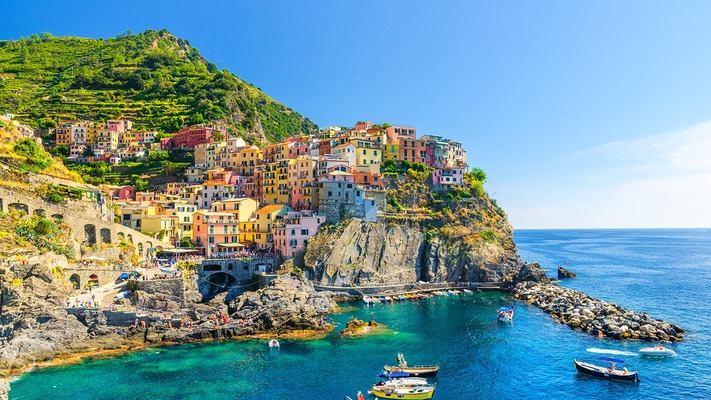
[557,266,576,279]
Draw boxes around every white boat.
[463,289,473,294]
[498,306,514,322]
[363,295,374,305]
[268,339,280,349]
[384,296,393,302]
[639,345,676,357]
[377,377,429,387]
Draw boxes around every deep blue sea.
[9,229,711,399]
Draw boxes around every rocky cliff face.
[0,254,91,371]
[303,203,538,286]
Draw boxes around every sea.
[8,229,711,400]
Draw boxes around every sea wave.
[586,347,638,356]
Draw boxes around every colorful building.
[192,211,240,256]
[273,211,326,258]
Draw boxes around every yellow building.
[383,142,400,161]
[261,161,289,205]
[211,198,258,223]
[140,215,177,244]
[230,145,263,176]
[240,204,291,250]
[119,131,138,147]
[163,201,197,242]
[288,156,318,210]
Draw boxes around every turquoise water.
[9,229,711,399]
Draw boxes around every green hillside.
[0,30,318,143]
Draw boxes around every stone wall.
[0,187,164,258]
[63,268,123,290]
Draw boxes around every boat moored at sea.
[383,353,440,377]
[574,358,639,382]
[498,306,514,322]
[370,380,436,399]
[268,339,280,349]
[639,345,677,357]
[363,295,375,305]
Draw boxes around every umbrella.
[118,273,130,280]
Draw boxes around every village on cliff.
[12,114,468,258]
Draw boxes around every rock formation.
[557,267,576,279]
[227,277,337,334]
[0,378,9,400]
[515,282,685,342]
[340,317,383,337]
[303,217,541,287]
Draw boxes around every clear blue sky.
[3,1,711,228]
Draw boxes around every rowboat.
[639,345,677,357]
[268,339,280,349]
[362,295,374,305]
[574,358,639,382]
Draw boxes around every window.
[209,237,214,244]
[291,229,296,235]
[301,229,308,235]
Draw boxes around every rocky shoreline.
[514,281,685,342]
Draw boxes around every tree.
[470,167,487,183]
[148,150,169,163]
[50,144,69,158]
[40,32,53,41]
[179,236,196,248]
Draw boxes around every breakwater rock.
[557,267,576,279]
[515,282,685,342]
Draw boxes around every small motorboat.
[268,339,280,349]
[384,296,393,303]
[463,289,473,294]
[370,381,436,399]
[383,353,439,378]
[399,295,407,301]
[378,296,387,304]
[498,306,514,322]
[639,345,677,357]
[574,358,639,382]
[363,295,374,305]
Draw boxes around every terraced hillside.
[0,30,318,143]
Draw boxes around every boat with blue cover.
[498,306,514,322]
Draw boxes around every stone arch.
[69,273,81,290]
[33,208,46,217]
[117,232,125,242]
[99,228,111,244]
[127,234,133,244]
[145,241,153,250]
[88,274,99,287]
[228,263,234,271]
[8,202,29,214]
[0,198,3,212]
[137,242,143,254]
[206,272,236,295]
[52,214,64,221]
[84,224,97,246]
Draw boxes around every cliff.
[303,170,542,286]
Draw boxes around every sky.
[2,0,711,229]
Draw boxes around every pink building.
[432,167,464,187]
[384,125,416,144]
[273,211,326,258]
